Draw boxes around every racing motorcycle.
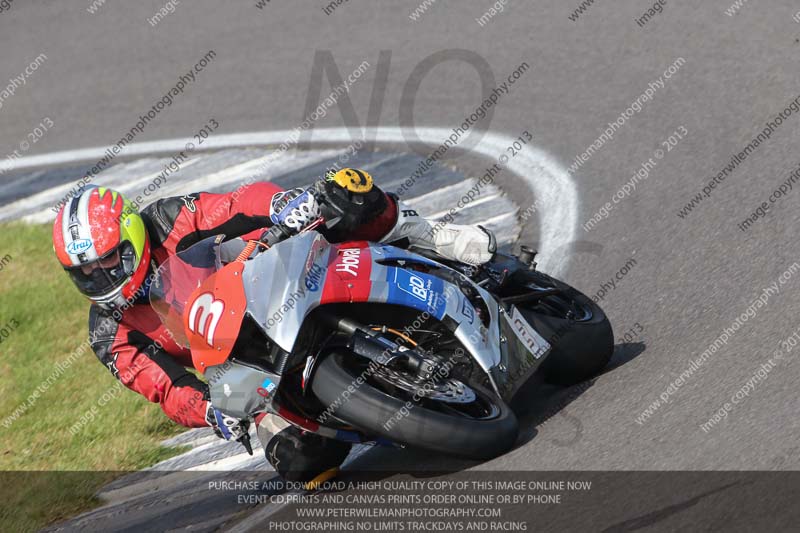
[150,219,613,461]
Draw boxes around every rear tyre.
[517,272,613,385]
[312,351,518,460]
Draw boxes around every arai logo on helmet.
[66,239,93,255]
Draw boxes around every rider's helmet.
[52,186,151,311]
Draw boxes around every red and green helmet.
[53,186,151,310]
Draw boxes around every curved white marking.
[2,128,577,275]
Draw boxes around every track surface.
[3,0,800,530]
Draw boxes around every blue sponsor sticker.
[66,239,93,255]
[257,377,277,398]
[460,298,475,324]
[304,263,324,292]
[386,268,446,319]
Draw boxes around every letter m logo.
[188,293,225,346]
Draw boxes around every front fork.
[311,312,444,381]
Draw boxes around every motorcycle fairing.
[186,261,248,373]
[236,233,549,398]
[205,360,276,416]
[241,234,493,357]
[274,405,394,445]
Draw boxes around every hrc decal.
[335,248,361,276]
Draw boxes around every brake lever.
[300,216,326,234]
[237,422,254,455]
[259,225,290,247]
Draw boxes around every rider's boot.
[257,414,351,483]
[379,198,497,265]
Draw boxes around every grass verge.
[0,223,186,532]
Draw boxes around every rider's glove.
[313,168,388,241]
[206,403,250,441]
[269,188,321,234]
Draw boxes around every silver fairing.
[241,232,330,352]
[206,361,278,417]
[231,233,550,400]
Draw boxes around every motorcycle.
[150,219,613,460]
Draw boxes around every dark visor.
[65,245,129,297]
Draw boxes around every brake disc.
[371,365,477,404]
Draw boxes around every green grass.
[0,223,187,531]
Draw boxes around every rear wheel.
[312,351,518,460]
[516,272,613,385]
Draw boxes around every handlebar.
[259,216,327,248]
[259,224,292,248]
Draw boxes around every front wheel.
[311,351,519,460]
[517,272,614,385]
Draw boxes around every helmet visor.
[65,245,130,297]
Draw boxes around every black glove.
[315,168,388,241]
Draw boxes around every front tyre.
[312,351,518,460]
[518,272,614,385]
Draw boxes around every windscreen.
[149,235,224,347]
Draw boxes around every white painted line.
[474,211,518,228]
[186,452,263,472]
[404,181,470,205]
[2,128,577,275]
[177,148,344,194]
[425,192,503,220]
[5,150,346,224]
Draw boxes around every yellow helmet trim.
[119,197,147,265]
[97,187,121,206]
[328,168,374,193]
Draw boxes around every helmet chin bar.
[91,283,129,312]
[93,247,152,312]
[120,241,137,277]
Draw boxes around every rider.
[52,167,496,481]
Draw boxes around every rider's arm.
[345,191,398,241]
[88,306,209,428]
[191,181,286,242]
[262,164,414,245]
[142,181,285,253]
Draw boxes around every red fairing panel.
[321,242,373,304]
